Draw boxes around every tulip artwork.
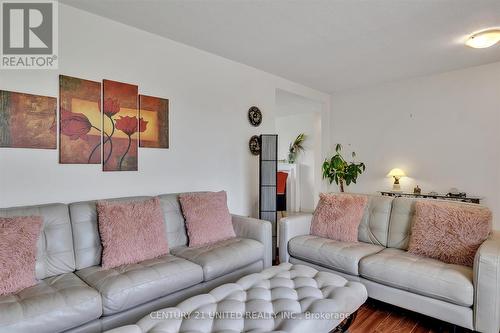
[115,115,148,170]
[59,75,102,163]
[7,77,169,171]
[139,95,169,148]
[102,80,139,171]
[0,90,56,149]
[60,109,93,140]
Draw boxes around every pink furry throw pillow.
[0,216,43,296]
[408,200,492,267]
[179,191,236,247]
[310,193,368,242]
[97,197,168,269]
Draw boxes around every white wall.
[275,113,320,212]
[330,61,500,228]
[0,4,330,216]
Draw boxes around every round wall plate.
[248,106,262,126]
[249,135,261,155]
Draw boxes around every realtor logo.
[1,0,58,69]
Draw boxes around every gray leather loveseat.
[279,195,500,333]
[0,193,272,333]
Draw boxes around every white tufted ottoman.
[106,263,367,333]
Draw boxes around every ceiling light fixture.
[465,28,500,48]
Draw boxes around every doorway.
[275,89,323,214]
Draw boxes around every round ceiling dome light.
[465,28,500,48]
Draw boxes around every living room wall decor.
[139,95,169,148]
[0,90,56,149]
[59,75,102,164]
[102,79,139,171]
[248,106,262,126]
[249,135,261,155]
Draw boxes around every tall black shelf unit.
[259,134,278,260]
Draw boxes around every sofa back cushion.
[70,194,190,269]
[0,203,75,279]
[96,197,169,269]
[387,197,419,249]
[387,197,491,251]
[408,200,491,267]
[358,195,393,246]
[157,193,188,249]
[69,196,152,269]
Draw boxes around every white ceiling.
[61,0,500,93]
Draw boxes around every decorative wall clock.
[249,135,261,155]
[248,106,262,126]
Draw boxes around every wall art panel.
[0,90,56,149]
[59,75,102,163]
[102,79,139,171]
[139,94,169,149]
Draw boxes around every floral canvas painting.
[59,75,102,164]
[139,95,169,149]
[102,79,139,171]
[0,90,56,149]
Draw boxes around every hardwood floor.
[348,299,473,333]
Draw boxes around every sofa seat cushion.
[0,272,101,333]
[171,238,264,281]
[76,255,203,315]
[359,248,474,307]
[288,235,384,275]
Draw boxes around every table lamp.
[387,168,406,191]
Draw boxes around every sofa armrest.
[474,230,500,333]
[231,215,272,268]
[278,214,312,263]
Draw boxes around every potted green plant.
[287,133,306,164]
[322,144,366,192]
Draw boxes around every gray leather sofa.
[279,195,500,333]
[0,193,272,333]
